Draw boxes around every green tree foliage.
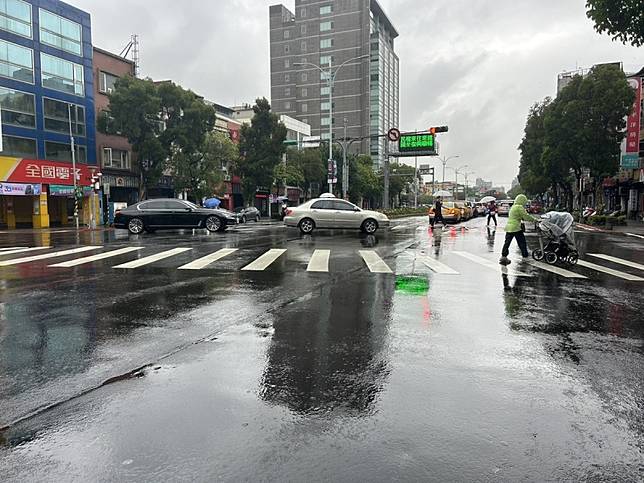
[97,76,167,199]
[172,131,238,203]
[386,163,416,203]
[517,64,634,209]
[349,154,381,206]
[586,0,644,47]
[273,161,305,190]
[507,184,525,199]
[237,98,287,204]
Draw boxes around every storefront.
[101,173,140,224]
[0,157,96,229]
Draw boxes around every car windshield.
[443,202,455,208]
[183,201,200,210]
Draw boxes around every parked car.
[454,202,472,220]
[428,201,462,223]
[473,202,487,216]
[114,199,238,234]
[234,206,261,223]
[498,200,514,216]
[284,195,390,234]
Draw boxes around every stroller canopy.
[540,211,575,244]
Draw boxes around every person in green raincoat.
[499,194,538,265]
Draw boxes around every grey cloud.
[73,0,642,189]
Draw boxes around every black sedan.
[113,199,238,234]
[234,206,261,223]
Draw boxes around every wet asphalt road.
[0,217,643,481]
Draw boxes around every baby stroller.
[532,212,579,266]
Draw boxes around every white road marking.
[0,247,51,256]
[527,261,587,279]
[452,251,531,277]
[421,257,459,274]
[586,253,644,271]
[241,249,287,271]
[113,247,192,269]
[359,250,393,273]
[177,248,238,270]
[307,249,330,272]
[0,247,27,251]
[625,233,644,239]
[49,247,145,267]
[577,260,644,282]
[0,246,101,266]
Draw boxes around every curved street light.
[438,154,460,183]
[294,53,369,195]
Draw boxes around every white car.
[284,195,390,234]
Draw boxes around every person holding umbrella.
[430,196,444,228]
[487,199,498,227]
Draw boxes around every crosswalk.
[0,244,642,282]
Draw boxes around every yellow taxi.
[428,201,463,223]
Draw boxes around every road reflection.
[260,275,394,416]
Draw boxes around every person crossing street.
[430,196,445,228]
[487,200,498,227]
[499,194,537,265]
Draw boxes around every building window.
[40,53,84,96]
[320,55,332,66]
[284,44,290,54]
[321,102,331,111]
[300,7,306,17]
[321,117,332,126]
[284,101,291,110]
[283,30,290,39]
[320,5,333,15]
[320,21,333,32]
[39,9,82,56]
[301,103,308,113]
[301,41,307,52]
[0,0,32,38]
[321,132,331,140]
[301,87,308,97]
[320,71,330,81]
[321,86,331,96]
[43,97,85,136]
[284,59,290,68]
[0,86,34,128]
[284,73,290,82]
[301,72,307,82]
[99,71,119,93]
[320,38,333,49]
[301,24,306,35]
[45,140,87,163]
[285,87,291,96]
[0,134,36,158]
[0,39,33,83]
[102,147,130,170]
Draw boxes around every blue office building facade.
[0,0,95,166]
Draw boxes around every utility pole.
[414,154,418,208]
[383,141,390,210]
[342,117,348,199]
[68,103,79,229]
[439,154,459,183]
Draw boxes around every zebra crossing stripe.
[0,247,28,251]
[577,260,644,282]
[527,261,587,279]
[0,247,51,257]
[113,247,192,269]
[359,250,393,273]
[0,246,102,266]
[625,233,644,239]
[49,247,145,267]
[421,257,459,274]
[586,253,644,271]
[177,248,238,270]
[452,251,531,277]
[307,249,330,272]
[241,249,287,271]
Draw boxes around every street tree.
[543,64,634,208]
[349,154,381,207]
[97,76,167,199]
[273,160,305,192]
[386,163,416,206]
[586,0,644,47]
[237,98,287,205]
[518,99,557,197]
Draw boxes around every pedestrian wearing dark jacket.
[430,196,444,227]
[487,200,497,227]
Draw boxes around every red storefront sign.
[626,77,641,154]
[0,158,95,186]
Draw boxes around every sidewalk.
[577,220,644,237]
[0,226,113,235]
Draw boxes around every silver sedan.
[284,196,390,234]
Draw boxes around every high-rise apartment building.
[269,0,399,169]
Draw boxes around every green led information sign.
[398,133,435,153]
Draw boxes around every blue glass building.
[0,0,96,228]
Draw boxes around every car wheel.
[361,219,378,234]
[127,217,144,235]
[545,252,557,265]
[532,249,544,261]
[299,218,315,234]
[205,215,223,232]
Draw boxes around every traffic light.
[429,126,449,134]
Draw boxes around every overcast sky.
[72,0,642,189]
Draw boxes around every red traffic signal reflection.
[428,126,449,134]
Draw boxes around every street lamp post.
[439,154,460,184]
[67,103,79,229]
[451,164,469,200]
[463,170,475,201]
[294,54,368,195]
